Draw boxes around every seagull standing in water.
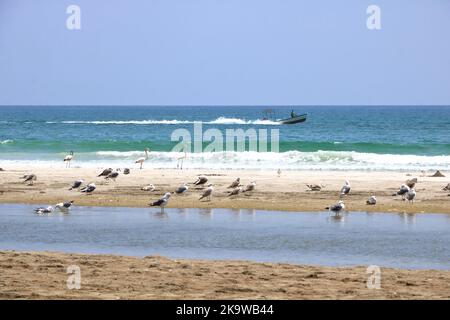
[199,184,214,201]
[69,179,84,190]
[340,180,351,198]
[149,192,171,213]
[34,206,54,214]
[366,196,377,205]
[326,200,345,215]
[63,151,74,168]
[135,147,150,169]
[55,200,74,212]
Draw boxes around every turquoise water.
[0,204,449,269]
[1,105,449,170]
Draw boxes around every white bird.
[34,206,54,214]
[175,183,189,195]
[406,178,418,189]
[406,188,416,204]
[199,184,214,201]
[81,183,96,194]
[63,151,74,168]
[55,200,74,212]
[228,178,240,189]
[228,186,242,196]
[22,174,37,185]
[149,192,171,213]
[366,195,377,205]
[141,184,155,192]
[326,200,345,215]
[69,179,84,190]
[135,147,150,169]
[243,181,256,192]
[340,180,351,198]
[392,184,410,200]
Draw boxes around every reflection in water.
[152,211,169,219]
[199,208,214,218]
[399,212,416,225]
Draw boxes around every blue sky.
[1,0,449,106]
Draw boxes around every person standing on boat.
[291,110,297,118]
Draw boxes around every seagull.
[55,200,74,212]
[141,184,155,192]
[193,176,208,187]
[228,186,242,196]
[177,151,187,170]
[22,174,37,185]
[149,192,171,213]
[199,184,214,201]
[227,178,240,189]
[277,169,281,177]
[392,184,410,200]
[340,180,351,198]
[63,151,74,168]
[243,181,256,192]
[406,188,416,204]
[326,200,345,215]
[97,168,113,177]
[442,183,450,191]
[123,168,130,175]
[175,183,189,195]
[34,206,54,214]
[81,183,96,194]
[105,170,119,181]
[135,147,150,169]
[406,178,418,189]
[69,179,84,190]
[306,184,324,191]
[366,196,377,205]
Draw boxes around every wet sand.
[0,250,449,299]
[0,166,449,213]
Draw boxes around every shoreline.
[0,166,449,213]
[1,250,449,299]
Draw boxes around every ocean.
[0,105,449,171]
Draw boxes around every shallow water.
[0,204,449,269]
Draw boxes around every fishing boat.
[261,109,307,124]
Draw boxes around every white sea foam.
[0,139,13,144]
[2,150,449,171]
[45,117,280,126]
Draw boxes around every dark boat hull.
[277,114,307,124]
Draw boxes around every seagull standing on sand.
[135,147,150,169]
[406,188,416,204]
[193,176,208,187]
[228,186,242,196]
[123,168,130,175]
[199,184,214,201]
[22,174,37,185]
[392,184,410,200]
[306,184,324,191]
[55,200,74,212]
[63,151,74,168]
[243,181,256,192]
[366,196,377,205]
[149,192,171,213]
[228,178,240,189]
[81,183,96,194]
[69,179,84,190]
[34,206,54,214]
[277,169,281,177]
[141,184,155,192]
[105,170,119,181]
[175,183,189,195]
[326,200,345,215]
[97,168,113,177]
[340,180,351,198]
[177,151,187,170]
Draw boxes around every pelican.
[175,183,189,195]
[149,192,171,213]
[97,168,113,177]
[81,183,96,194]
[243,181,256,192]
[227,178,240,189]
[141,184,155,192]
[199,184,214,201]
[63,151,74,168]
[366,196,377,205]
[55,200,74,212]
[135,147,150,169]
[392,184,410,200]
[326,200,345,215]
[340,180,351,198]
[34,206,54,214]
[22,174,37,185]
[406,188,416,204]
[193,176,208,187]
[177,151,187,170]
[69,179,84,190]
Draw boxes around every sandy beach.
[0,250,448,299]
[0,166,449,213]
